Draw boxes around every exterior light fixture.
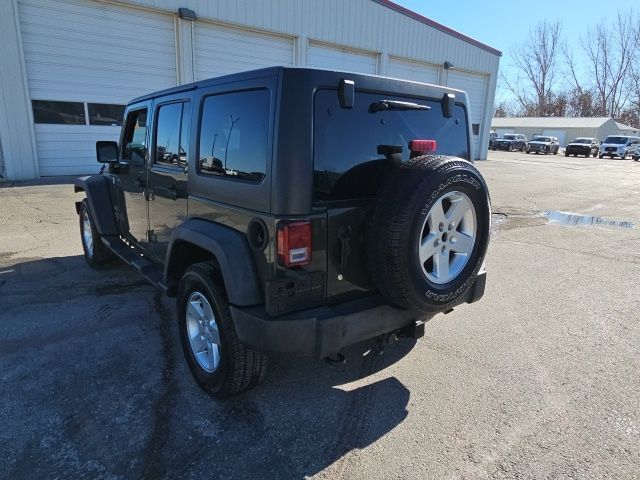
[178,8,197,21]
[444,61,454,70]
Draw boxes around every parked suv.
[488,130,498,149]
[599,135,640,159]
[526,135,559,155]
[565,137,599,157]
[74,67,490,397]
[491,133,528,152]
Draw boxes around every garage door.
[307,42,377,74]
[446,70,488,159]
[542,130,566,147]
[388,57,439,84]
[19,0,176,176]
[195,23,294,80]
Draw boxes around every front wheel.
[177,262,268,398]
[565,151,569,157]
[78,199,115,269]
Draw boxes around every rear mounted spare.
[277,221,312,268]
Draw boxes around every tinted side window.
[313,90,469,201]
[155,103,182,166]
[198,89,270,182]
[122,109,148,166]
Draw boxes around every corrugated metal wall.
[111,0,500,76]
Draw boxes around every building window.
[88,103,125,126]
[32,100,85,125]
[198,89,270,182]
[472,123,480,135]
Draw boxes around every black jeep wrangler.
[75,67,490,398]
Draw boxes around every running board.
[101,236,168,292]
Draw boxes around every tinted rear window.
[313,90,469,201]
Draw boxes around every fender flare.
[73,175,120,236]
[165,219,263,306]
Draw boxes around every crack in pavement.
[139,292,178,480]
[505,239,640,265]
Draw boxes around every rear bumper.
[231,270,486,357]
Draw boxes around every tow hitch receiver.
[399,320,426,340]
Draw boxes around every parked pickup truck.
[74,67,490,398]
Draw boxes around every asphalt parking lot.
[1,151,639,479]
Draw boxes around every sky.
[395,0,637,103]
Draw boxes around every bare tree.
[581,12,640,118]
[502,21,563,116]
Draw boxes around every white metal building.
[491,117,640,147]
[0,0,501,180]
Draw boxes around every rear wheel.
[78,199,115,269]
[177,262,268,398]
[367,156,490,313]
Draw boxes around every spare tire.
[367,155,490,313]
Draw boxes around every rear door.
[313,89,471,302]
[147,96,192,262]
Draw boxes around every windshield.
[573,138,591,144]
[501,134,516,140]
[533,136,551,142]
[603,136,628,144]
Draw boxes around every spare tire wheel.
[367,155,490,313]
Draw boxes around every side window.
[198,89,270,182]
[122,109,148,166]
[154,102,190,168]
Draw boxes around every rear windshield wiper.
[369,100,431,113]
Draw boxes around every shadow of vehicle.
[0,255,416,479]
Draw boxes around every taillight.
[409,139,437,155]
[277,221,312,267]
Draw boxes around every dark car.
[565,137,599,157]
[74,67,490,398]
[491,133,528,152]
[526,135,559,155]
[488,130,498,149]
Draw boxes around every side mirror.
[96,141,119,163]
